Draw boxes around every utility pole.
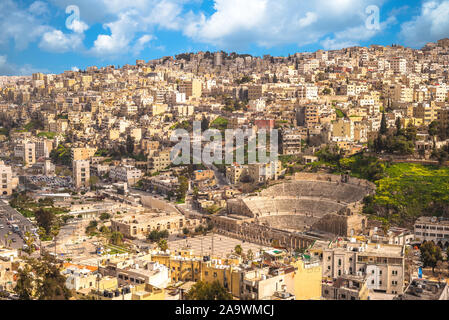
[211,233,214,258]
[96,259,100,300]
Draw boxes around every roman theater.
[211,172,376,251]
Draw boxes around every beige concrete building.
[15,141,35,165]
[0,161,13,196]
[414,216,449,245]
[73,160,90,189]
[71,147,97,161]
[111,211,200,239]
[322,241,405,295]
[179,79,202,99]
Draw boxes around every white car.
[0,225,3,229]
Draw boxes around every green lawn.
[364,163,449,226]
[37,131,57,139]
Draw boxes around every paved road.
[0,200,34,250]
[0,214,24,250]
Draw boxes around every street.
[0,200,34,250]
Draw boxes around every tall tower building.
[214,52,223,66]
[73,160,90,190]
[0,161,13,196]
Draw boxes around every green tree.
[126,135,135,155]
[14,265,34,300]
[176,176,189,202]
[148,230,169,242]
[158,239,168,251]
[201,116,210,131]
[185,281,233,300]
[395,117,402,136]
[234,244,243,256]
[247,249,254,261]
[14,254,71,300]
[24,232,35,255]
[100,212,111,221]
[110,231,124,246]
[429,121,440,149]
[35,209,55,235]
[420,241,443,273]
[89,175,100,189]
[379,111,387,135]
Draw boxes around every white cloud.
[67,19,89,33]
[183,0,388,50]
[89,0,187,57]
[71,66,80,72]
[400,0,449,47]
[133,34,154,54]
[39,30,84,53]
[0,0,51,50]
[321,15,396,49]
[28,1,49,16]
[298,12,318,28]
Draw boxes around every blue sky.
[1,0,448,75]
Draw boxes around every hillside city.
[1,38,449,300]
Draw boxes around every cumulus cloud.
[0,0,51,50]
[133,34,154,55]
[182,0,388,50]
[39,30,84,53]
[89,0,187,56]
[400,0,449,48]
[67,19,89,33]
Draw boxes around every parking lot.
[25,175,72,189]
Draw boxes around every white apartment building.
[0,161,13,196]
[414,216,449,245]
[110,165,143,186]
[297,83,318,100]
[391,57,407,74]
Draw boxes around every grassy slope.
[368,163,449,226]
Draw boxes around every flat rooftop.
[168,233,274,259]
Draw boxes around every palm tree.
[24,232,35,255]
[247,249,254,261]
